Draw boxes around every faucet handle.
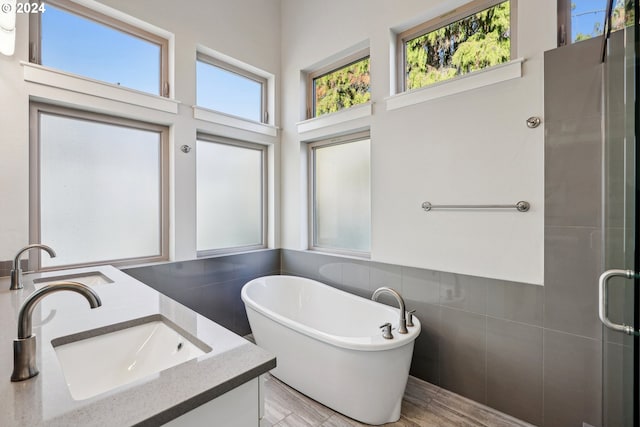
[407,309,416,327]
[379,323,393,339]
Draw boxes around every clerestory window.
[307,54,370,119]
[30,0,169,96]
[397,0,515,91]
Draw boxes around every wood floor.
[261,373,535,427]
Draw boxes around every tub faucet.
[372,287,408,334]
[10,244,57,290]
[11,281,102,382]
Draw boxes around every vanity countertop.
[0,265,275,426]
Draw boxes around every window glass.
[568,0,631,43]
[311,137,370,254]
[401,0,511,90]
[39,2,164,95]
[311,56,370,118]
[197,58,265,122]
[38,110,166,267]
[196,138,265,253]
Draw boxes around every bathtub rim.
[241,275,421,352]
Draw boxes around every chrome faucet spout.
[11,281,102,382]
[372,287,408,334]
[10,244,57,290]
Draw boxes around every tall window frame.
[308,131,371,257]
[306,49,370,119]
[396,0,517,93]
[196,134,268,256]
[29,0,170,97]
[29,103,170,270]
[196,52,269,124]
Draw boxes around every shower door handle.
[598,269,637,335]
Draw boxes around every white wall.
[1,0,557,285]
[279,0,557,284]
[0,0,281,262]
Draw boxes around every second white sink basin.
[53,317,211,400]
[34,271,113,288]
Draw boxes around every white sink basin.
[34,271,113,288]
[53,318,211,400]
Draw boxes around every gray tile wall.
[122,249,280,336]
[543,36,604,427]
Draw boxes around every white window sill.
[296,102,372,139]
[193,106,278,137]
[22,62,180,114]
[386,58,524,111]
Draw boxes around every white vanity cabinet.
[163,376,265,427]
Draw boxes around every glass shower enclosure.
[601,0,639,426]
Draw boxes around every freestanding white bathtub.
[241,275,421,425]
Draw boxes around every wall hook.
[526,117,541,129]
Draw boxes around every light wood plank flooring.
[262,374,535,427]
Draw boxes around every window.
[557,0,632,45]
[30,0,169,96]
[307,54,370,118]
[197,53,268,123]
[196,136,266,254]
[31,104,169,268]
[309,133,371,255]
[398,0,514,91]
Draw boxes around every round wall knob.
[526,117,541,128]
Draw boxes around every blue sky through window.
[41,4,161,95]
[571,0,608,42]
[196,60,263,123]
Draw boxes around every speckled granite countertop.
[0,265,275,426]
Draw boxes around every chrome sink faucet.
[372,287,408,334]
[11,281,102,382]
[10,244,57,290]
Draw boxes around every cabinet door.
[163,378,259,427]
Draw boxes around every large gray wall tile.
[486,280,543,326]
[543,329,602,427]
[439,307,486,404]
[545,116,602,228]
[486,318,543,426]
[315,253,344,287]
[440,272,487,315]
[603,342,634,427]
[543,37,602,121]
[370,262,402,290]
[402,266,440,306]
[230,250,280,281]
[544,226,602,340]
[281,249,320,279]
[409,302,440,385]
[340,259,371,298]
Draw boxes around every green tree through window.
[404,1,511,90]
[313,57,370,117]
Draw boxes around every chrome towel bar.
[421,201,530,212]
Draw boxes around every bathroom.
[0,0,635,426]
